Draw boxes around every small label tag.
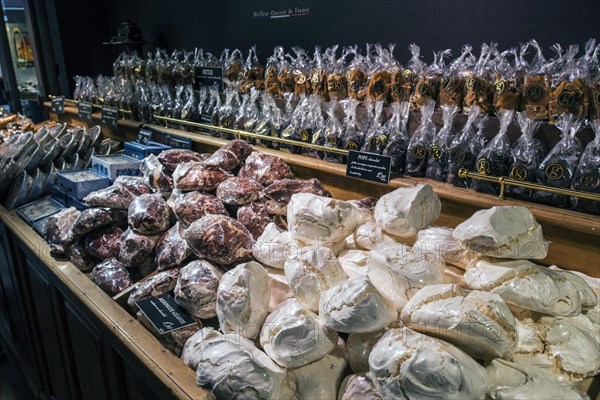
[346,150,392,184]
[51,96,65,114]
[78,101,93,121]
[135,294,196,335]
[101,106,119,128]
[137,128,152,145]
[195,66,223,91]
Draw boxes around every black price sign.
[195,66,223,92]
[346,150,392,184]
[135,294,196,334]
[101,106,119,128]
[137,128,152,145]
[78,101,93,121]
[50,96,65,114]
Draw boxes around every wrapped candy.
[173,191,227,227]
[345,45,369,102]
[471,109,515,195]
[463,43,495,114]
[382,102,411,174]
[326,49,348,101]
[322,102,344,163]
[570,119,600,214]
[446,106,485,187]
[238,152,294,186]
[217,89,241,139]
[118,229,159,268]
[522,40,550,120]
[265,47,284,96]
[290,47,311,98]
[360,101,387,154]
[239,46,264,94]
[491,45,521,113]
[439,45,473,108]
[43,207,80,254]
[128,193,171,235]
[155,223,193,271]
[506,112,546,200]
[409,45,441,110]
[90,258,132,296]
[340,98,364,151]
[532,113,584,207]
[223,48,243,87]
[406,100,436,177]
[309,46,329,100]
[425,104,459,181]
[366,44,395,104]
[85,225,123,260]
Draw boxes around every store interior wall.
[54,0,600,95]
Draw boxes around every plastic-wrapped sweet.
[506,112,546,200]
[184,214,254,267]
[71,208,113,236]
[155,223,192,271]
[486,359,590,400]
[260,178,331,215]
[532,113,584,207]
[464,259,596,316]
[238,152,294,186]
[128,193,171,235]
[522,40,550,120]
[287,193,361,245]
[369,328,487,400]
[109,209,128,229]
[174,260,223,319]
[570,119,600,214]
[90,258,132,296]
[195,334,297,400]
[85,225,123,260]
[114,176,151,196]
[259,299,338,368]
[367,243,445,309]
[203,139,253,171]
[252,222,296,269]
[236,202,273,239]
[338,373,383,400]
[472,109,514,195]
[157,149,205,172]
[43,207,80,254]
[320,276,397,333]
[215,177,263,205]
[180,328,223,370]
[127,269,179,311]
[140,154,173,197]
[216,261,271,340]
[401,284,517,360]
[361,101,387,154]
[382,102,411,175]
[425,105,459,182]
[173,161,233,192]
[446,106,486,187]
[118,229,159,268]
[173,191,227,228]
[453,206,548,260]
[83,182,136,209]
[374,184,441,239]
[66,240,96,272]
[406,100,436,177]
[284,245,348,312]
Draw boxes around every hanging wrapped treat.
[265,47,284,97]
[410,45,441,110]
[341,98,364,152]
[280,95,309,153]
[406,100,436,177]
[326,48,348,101]
[383,102,411,174]
[366,44,394,105]
[276,50,295,94]
[446,106,485,187]
[549,42,593,123]
[321,102,344,163]
[361,101,387,154]
[223,49,243,88]
[234,88,261,133]
[217,89,241,140]
[289,47,311,98]
[239,46,264,94]
[204,86,222,137]
[307,95,326,159]
[310,46,329,100]
[439,45,473,108]
[346,45,369,102]
[426,104,459,181]
[491,46,521,113]
[463,43,495,114]
[180,85,198,124]
[522,40,550,120]
[471,109,515,194]
[532,113,584,207]
[570,119,600,214]
[506,112,546,200]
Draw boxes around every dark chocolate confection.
[72,208,113,236]
[158,149,206,172]
[174,191,227,228]
[238,152,294,186]
[237,202,273,239]
[173,162,233,192]
[118,228,159,268]
[128,193,171,235]
[90,258,132,296]
[85,225,123,260]
[155,223,193,271]
[216,177,263,206]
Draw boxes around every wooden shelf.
[46,102,600,277]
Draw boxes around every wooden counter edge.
[0,205,209,400]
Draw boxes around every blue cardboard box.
[16,196,64,225]
[124,141,171,160]
[56,169,111,200]
[91,153,141,181]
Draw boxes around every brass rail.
[458,169,600,201]
[48,95,132,115]
[152,114,350,156]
